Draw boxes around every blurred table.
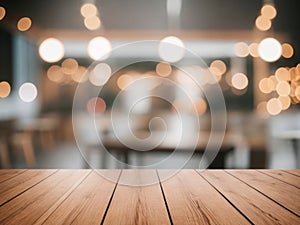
[0,169,299,224]
[88,131,235,169]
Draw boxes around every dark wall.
[0,27,13,87]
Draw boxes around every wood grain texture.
[103,170,170,225]
[228,170,300,216]
[201,170,300,225]
[0,170,90,225]
[0,169,26,183]
[159,170,250,225]
[258,170,300,188]
[41,170,120,225]
[285,170,300,177]
[0,170,56,205]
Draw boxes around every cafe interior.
[0,0,300,170]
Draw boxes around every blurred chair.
[0,119,36,168]
[0,119,15,168]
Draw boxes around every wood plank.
[0,170,56,206]
[285,170,300,177]
[158,170,250,225]
[200,170,300,225]
[258,170,300,188]
[0,169,26,183]
[0,170,90,225]
[40,170,120,225]
[228,170,300,216]
[103,170,170,225]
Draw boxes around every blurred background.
[0,0,300,169]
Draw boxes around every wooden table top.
[0,169,299,225]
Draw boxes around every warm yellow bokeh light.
[156,62,172,77]
[295,86,300,101]
[0,6,5,21]
[80,3,98,18]
[47,65,64,83]
[278,96,291,110]
[84,16,101,30]
[249,43,259,57]
[87,36,111,61]
[261,4,277,20]
[255,16,271,31]
[259,76,278,93]
[194,98,207,115]
[275,67,290,81]
[117,74,133,90]
[258,38,282,62]
[276,81,291,96]
[17,17,32,32]
[0,81,11,98]
[281,43,294,59]
[72,66,88,83]
[289,67,298,81]
[209,60,226,76]
[39,38,64,63]
[256,101,268,115]
[158,36,185,62]
[89,63,112,86]
[61,58,78,75]
[234,42,249,57]
[231,73,248,90]
[259,78,271,94]
[267,98,281,116]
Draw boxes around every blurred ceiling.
[1,0,300,60]
[1,0,298,32]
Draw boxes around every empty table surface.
[0,169,299,225]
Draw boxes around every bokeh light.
[295,86,300,101]
[80,3,98,18]
[276,81,290,96]
[87,36,111,61]
[117,74,133,90]
[89,63,112,86]
[278,96,291,110]
[47,65,64,83]
[156,62,172,77]
[258,38,282,62]
[256,101,268,115]
[86,97,106,113]
[259,78,272,94]
[61,58,78,75]
[158,36,185,62]
[267,98,281,115]
[17,17,32,32]
[281,43,294,58]
[19,83,37,102]
[231,73,248,90]
[72,66,88,83]
[0,81,11,98]
[194,98,207,115]
[261,4,277,20]
[84,16,101,30]
[209,60,226,76]
[255,16,271,31]
[0,6,5,21]
[234,42,249,57]
[39,38,64,63]
[275,67,290,81]
[249,43,259,57]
